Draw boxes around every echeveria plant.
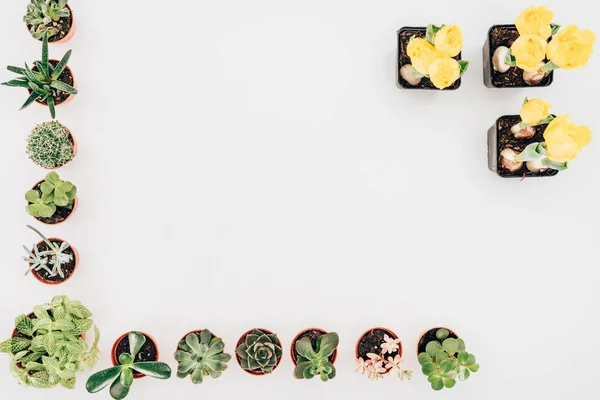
[236,329,282,374]
[25,171,77,219]
[175,330,231,384]
[293,332,338,382]
[356,334,412,381]
[23,224,73,278]
[24,0,70,40]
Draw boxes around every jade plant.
[236,329,282,374]
[0,295,100,389]
[24,0,71,40]
[27,120,75,169]
[24,224,73,278]
[417,329,479,391]
[25,171,77,219]
[175,330,231,384]
[293,332,339,382]
[86,332,171,399]
[2,31,77,118]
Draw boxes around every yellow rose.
[511,34,547,72]
[407,37,439,75]
[520,98,552,125]
[544,114,592,163]
[434,25,464,57]
[428,57,461,89]
[515,6,554,39]
[546,25,596,69]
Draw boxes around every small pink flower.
[380,334,401,355]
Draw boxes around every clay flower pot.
[112,332,160,379]
[416,327,458,355]
[27,4,76,44]
[27,179,78,225]
[235,328,282,376]
[355,327,402,376]
[28,238,78,285]
[290,328,338,366]
[29,61,77,107]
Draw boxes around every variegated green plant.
[0,295,100,389]
[24,0,70,40]
[175,330,231,384]
[25,171,77,219]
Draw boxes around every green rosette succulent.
[235,329,282,374]
[175,330,231,384]
[293,332,338,382]
[25,171,77,218]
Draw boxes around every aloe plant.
[175,330,231,384]
[24,0,71,40]
[293,332,338,382]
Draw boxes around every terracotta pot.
[28,179,79,226]
[27,4,76,44]
[355,327,401,376]
[290,328,337,366]
[235,328,282,376]
[29,62,77,107]
[416,326,459,356]
[29,238,78,285]
[111,332,159,379]
[45,126,77,170]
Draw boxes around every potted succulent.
[397,24,469,90]
[2,31,77,119]
[291,328,338,382]
[417,327,479,391]
[0,295,100,389]
[27,120,76,169]
[484,6,596,88]
[87,332,171,399]
[235,328,283,375]
[23,224,78,284]
[24,0,75,43]
[26,171,77,225]
[174,329,231,384]
[355,327,412,381]
[489,98,592,178]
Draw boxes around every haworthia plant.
[235,329,282,374]
[24,0,71,40]
[293,332,338,382]
[175,330,231,384]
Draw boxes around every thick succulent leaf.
[109,379,130,400]
[206,340,225,357]
[245,333,259,347]
[439,359,458,374]
[128,332,146,358]
[7,65,27,75]
[318,333,339,351]
[468,363,480,373]
[200,329,212,345]
[20,91,41,111]
[443,377,457,388]
[418,352,433,366]
[442,338,459,355]
[132,362,172,379]
[426,341,443,356]
[457,338,466,352]
[235,343,248,360]
[177,360,196,375]
[436,329,450,341]
[3,79,30,88]
[190,367,204,384]
[50,80,77,94]
[421,362,436,375]
[174,350,192,362]
[431,379,444,391]
[211,353,231,363]
[295,337,315,358]
[51,50,72,81]
[120,368,133,387]
[47,96,56,119]
[41,32,49,76]
[428,372,442,383]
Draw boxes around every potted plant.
[355,327,412,381]
[489,97,592,178]
[87,332,171,399]
[174,329,231,384]
[397,24,469,90]
[2,31,77,119]
[26,171,77,225]
[27,120,76,169]
[235,328,283,375]
[291,328,338,382]
[484,6,596,88]
[24,0,75,43]
[417,327,479,391]
[23,224,78,284]
[0,295,100,389]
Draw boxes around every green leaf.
[120,369,134,387]
[458,61,469,78]
[442,338,459,355]
[20,91,41,111]
[109,379,130,400]
[443,377,457,388]
[41,31,49,76]
[294,361,311,379]
[47,96,56,119]
[459,368,471,381]
[418,352,432,366]
[132,362,172,379]
[435,329,449,341]
[426,24,441,45]
[86,367,123,393]
[457,351,469,364]
[439,359,458,374]
[3,79,30,88]
[426,341,443,356]
[128,332,146,357]
[541,61,560,73]
[542,158,568,171]
[428,373,442,383]
[51,50,72,80]
[295,337,315,358]
[50,80,77,94]
[505,49,517,67]
[119,353,133,365]
[431,380,444,391]
[15,315,35,336]
[318,333,339,351]
[191,367,204,384]
[7,65,27,75]
[550,23,561,36]
[516,143,545,162]
[435,352,449,364]
[411,66,426,78]
[468,363,480,373]
[421,362,436,375]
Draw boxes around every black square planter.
[397,27,462,90]
[488,115,558,178]
[483,25,554,88]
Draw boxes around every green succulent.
[235,329,282,374]
[293,332,338,382]
[2,31,77,118]
[0,295,100,389]
[24,224,73,278]
[417,329,479,391]
[25,171,77,218]
[175,330,231,384]
[24,0,70,40]
[86,332,172,400]
[27,120,75,169]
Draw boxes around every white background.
[0,0,598,399]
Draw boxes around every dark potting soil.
[30,182,75,225]
[27,5,73,43]
[116,333,158,374]
[30,240,76,283]
[30,60,75,105]
[417,328,458,354]
[357,328,399,360]
[497,115,559,178]
[397,27,462,90]
[488,25,553,88]
[292,329,336,364]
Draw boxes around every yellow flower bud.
[515,6,554,39]
[546,25,596,69]
[544,115,592,163]
[510,34,547,72]
[428,57,461,89]
[520,98,552,126]
[434,25,464,57]
[407,38,439,75]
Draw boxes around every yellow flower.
[428,57,460,89]
[515,6,554,39]
[434,25,464,57]
[407,38,439,75]
[544,115,592,163]
[546,25,596,69]
[520,98,552,125]
[511,34,547,72]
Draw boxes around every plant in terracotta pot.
[26,171,77,224]
[489,97,592,178]
[355,328,412,381]
[235,328,283,375]
[24,0,75,43]
[86,332,171,399]
[397,24,469,90]
[174,329,231,384]
[417,327,479,391]
[2,31,77,118]
[23,224,78,284]
[27,120,76,169]
[0,295,100,389]
[484,6,596,88]
[291,329,338,382]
